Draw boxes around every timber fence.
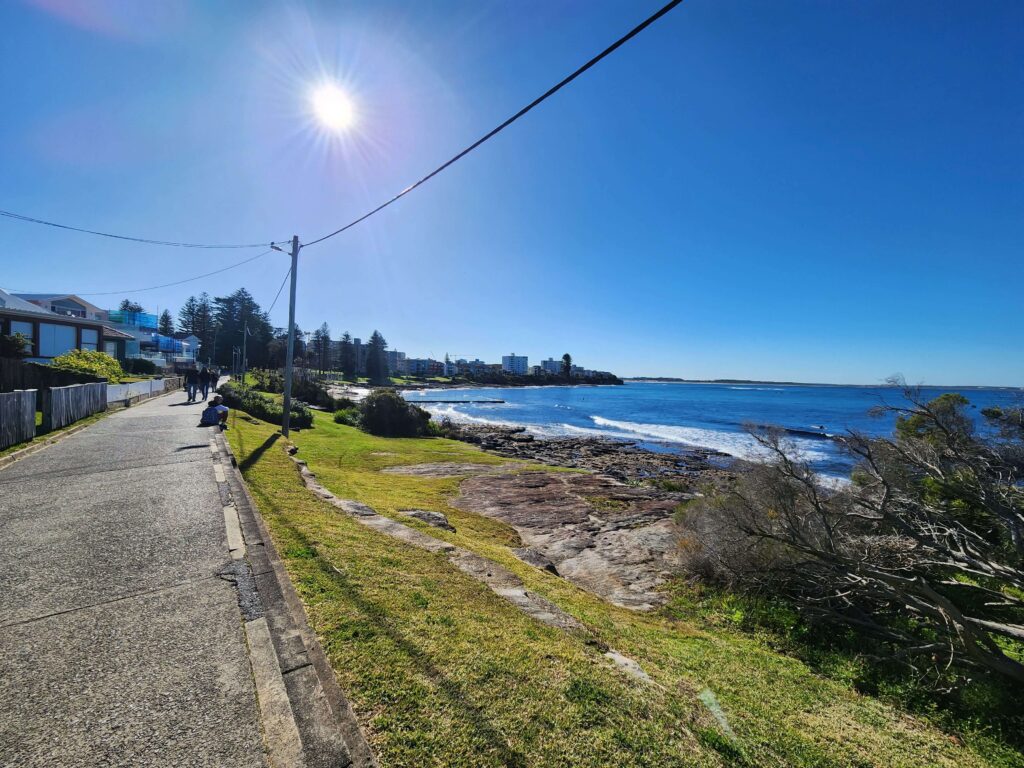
[42,382,107,432]
[0,389,37,450]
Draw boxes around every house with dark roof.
[13,293,107,323]
[0,289,112,362]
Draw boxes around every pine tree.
[562,353,573,381]
[310,323,331,372]
[195,293,215,362]
[365,330,388,384]
[212,288,273,368]
[339,332,355,380]
[178,296,199,335]
[118,299,145,313]
[158,309,174,335]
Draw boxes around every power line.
[8,249,276,297]
[302,0,683,248]
[267,267,292,314]
[0,208,282,249]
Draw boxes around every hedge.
[218,381,313,429]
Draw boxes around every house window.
[81,328,99,351]
[38,323,76,357]
[104,341,118,357]
[10,320,34,345]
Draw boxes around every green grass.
[227,409,1021,767]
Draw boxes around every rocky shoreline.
[441,422,738,489]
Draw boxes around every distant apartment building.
[501,353,528,375]
[443,357,457,377]
[455,358,488,376]
[386,350,407,375]
[406,358,443,376]
[528,365,544,376]
[540,358,562,376]
[351,338,364,374]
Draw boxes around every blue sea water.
[404,382,1022,478]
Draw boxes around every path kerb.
[213,429,377,768]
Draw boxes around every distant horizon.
[5,283,1019,387]
[622,376,1022,391]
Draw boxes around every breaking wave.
[589,416,833,462]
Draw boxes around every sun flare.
[311,83,355,132]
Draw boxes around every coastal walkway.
[0,390,363,767]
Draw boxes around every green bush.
[250,368,284,393]
[294,377,337,411]
[123,357,158,375]
[249,369,339,411]
[0,332,30,358]
[333,406,360,426]
[218,381,313,429]
[359,389,431,437]
[51,349,124,383]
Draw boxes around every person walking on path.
[184,367,200,403]
[200,366,213,400]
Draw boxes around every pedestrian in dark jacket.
[184,368,200,403]
[200,367,212,399]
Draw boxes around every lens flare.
[311,83,355,132]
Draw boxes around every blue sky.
[1,0,1021,385]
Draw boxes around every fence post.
[41,387,53,432]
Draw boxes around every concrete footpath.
[0,390,364,767]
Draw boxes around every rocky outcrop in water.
[443,423,734,488]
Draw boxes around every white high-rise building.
[541,358,562,375]
[501,353,528,375]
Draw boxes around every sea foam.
[589,416,833,462]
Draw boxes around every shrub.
[0,332,30,358]
[333,406,360,426]
[51,349,124,383]
[359,389,431,437]
[123,357,158,375]
[294,377,337,411]
[249,369,339,410]
[218,381,313,429]
[250,368,284,393]
[678,383,1024,688]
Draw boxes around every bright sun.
[311,83,355,132]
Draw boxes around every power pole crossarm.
[282,235,300,437]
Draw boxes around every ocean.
[403,381,1022,478]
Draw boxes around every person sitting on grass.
[199,395,229,429]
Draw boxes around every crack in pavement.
[0,454,213,486]
[0,573,223,630]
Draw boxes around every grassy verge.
[227,409,1019,767]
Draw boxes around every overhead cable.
[0,208,281,249]
[302,0,684,248]
[11,249,276,297]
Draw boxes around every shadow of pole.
[239,432,280,472]
[275,514,528,767]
